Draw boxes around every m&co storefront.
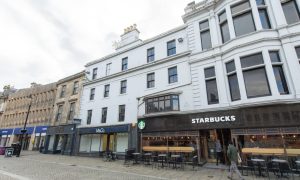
[138,103,300,163]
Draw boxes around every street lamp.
[16,95,32,157]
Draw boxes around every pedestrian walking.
[227,141,244,180]
[215,139,222,166]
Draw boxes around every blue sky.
[0,0,197,90]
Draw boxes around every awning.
[35,126,48,133]
[13,127,34,135]
[0,129,14,136]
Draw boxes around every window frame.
[218,10,231,43]
[281,0,300,24]
[60,85,66,98]
[167,40,176,56]
[231,0,256,37]
[68,102,76,120]
[240,52,271,98]
[121,57,128,71]
[147,73,155,88]
[295,46,300,64]
[106,63,111,76]
[147,47,155,63]
[101,107,107,123]
[256,0,272,29]
[72,81,79,95]
[145,94,180,114]
[104,84,110,97]
[92,68,98,80]
[199,19,212,50]
[118,105,125,122]
[120,80,127,94]
[56,105,63,122]
[90,88,95,100]
[204,66,219,105]
[225,60,241,101]
[269,50,289,95]
[168,66,178,84]
[87,110,92,125]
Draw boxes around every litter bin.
[11,143,21,156]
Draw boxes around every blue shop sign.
[79,124,129,134]
[35,126,48,133]
[0,129,14,136]
[14,127,34,135]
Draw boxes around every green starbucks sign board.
[138,120,145,130]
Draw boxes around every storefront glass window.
[79,134,101,153]
[48,135,55,151]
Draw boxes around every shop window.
[147,47,155,63]
[240,53,271,98]
[226,60,241,101]
[167,40,176,56]
[79,134,101,153]
[121,57,128,71]
[72,81,79,95]
[199,20,212,50]
[147,73,155,88]
[296,46,300,63]
[145,94,179,114]
[87,110,92,125]
[68,102,76,120]
[92,68,98,80]
[231,1,256,37]
[104,84,110,97]
[256,0,271,29]
[120,80,127,94]
[60,85,66,98]
[119,105,125,122]
[101,107,107,123]
[281,0,300,24]
[204,67,219,104]
[269,51,289,94]
[90,88,95,100]
[56,105,63,122]
[106,63,111,76]
[168,66,178,84]
[219,10,230,43]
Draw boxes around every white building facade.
[78,0,300,162]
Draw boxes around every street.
[0,151,290,180]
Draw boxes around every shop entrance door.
[216,129,231,164]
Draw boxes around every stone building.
[0,82,56,150]
[44,71,85,155]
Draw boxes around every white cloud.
[0,0,196,90]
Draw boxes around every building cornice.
[182,0,223,23]
[83,51,191,86]
[85,25,188,67]
[57,71,85,85]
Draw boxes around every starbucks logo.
[138,120,145,130]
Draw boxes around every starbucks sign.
[138,120,146,130]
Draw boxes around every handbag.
[237,152,242,164]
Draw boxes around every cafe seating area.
[239,154,300,179]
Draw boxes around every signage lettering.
[96,128,105,133]
[192,116,236,124]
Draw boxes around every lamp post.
[16,95,32,157]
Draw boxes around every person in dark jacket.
[215,139,222,165]
[227,141,244,180]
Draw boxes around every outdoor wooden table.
[251,159,265,176]
[158,154,167,167]
[143,153,152,165]
[132,153,140,164]
[170,155,181,169]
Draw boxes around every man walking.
[227,141,244,180]
[215,139,222,166]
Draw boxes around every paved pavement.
[0,151,295,180]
